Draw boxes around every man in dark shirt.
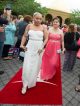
[0,15,8,75]
[15,15,32,53]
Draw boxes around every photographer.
[3,7,11,20]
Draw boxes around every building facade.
[45,8,71,26]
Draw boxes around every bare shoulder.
[59,29,63,35]
[26,23,32,28]
[25,24,33,31]
[48,27,53,32]
[42,24,47,29]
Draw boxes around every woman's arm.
[42,25,49,49]
[61,30,65,53]
[38,26,48,55]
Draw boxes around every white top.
[28,30,44,41]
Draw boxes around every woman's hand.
[38,49,43,55]
[20,45,27,51]
[0,27,4,32]
[62,48,65,54]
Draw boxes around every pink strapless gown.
[40,33,62,80]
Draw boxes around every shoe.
[75,85,80,92]
[0,71,4,75]
[3,57,9,60]
[21,87,27,94]
[3,56,13,60]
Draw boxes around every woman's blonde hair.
[33,12,42,17]
[18,15,23,20]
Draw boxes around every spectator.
[15,15,32,54]
[2,15,17,60]
[0,13,8,75]
[63,24,80,72]
[62,24,68,34]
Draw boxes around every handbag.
[77,38,80,46]
[77,49,80,59]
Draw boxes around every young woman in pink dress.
[40,17,65,80]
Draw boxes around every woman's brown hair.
[24,15,32,23]
[52,17,60,23]
[68,24,75,32]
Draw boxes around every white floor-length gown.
[22,30,43,88]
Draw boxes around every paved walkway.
[0,56,80,106]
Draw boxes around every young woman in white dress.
[20,12,48,94]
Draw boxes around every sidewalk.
[0,56,80,106]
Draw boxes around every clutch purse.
[77,49,80,59]
[77,38,80,46]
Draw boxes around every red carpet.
[0,67,62,105]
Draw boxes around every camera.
[5,8,11,10]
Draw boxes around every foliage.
[65,18,71,25]
[70,10,80,25]
[0,0,48,16]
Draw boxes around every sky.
[35,0,80,13]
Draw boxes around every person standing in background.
[62,24,68,34]
[63,24,80,72]
[0,13,8,74]
[2,15,17,60]
[15,15,32,54]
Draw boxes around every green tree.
[0,0,48,16]
[70,10,80,25]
